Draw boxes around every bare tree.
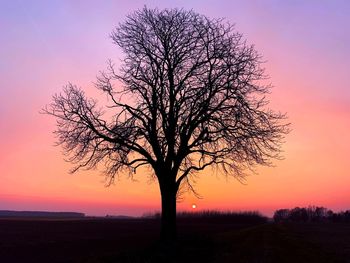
[44,7,289,241]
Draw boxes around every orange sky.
[1,1,349,216]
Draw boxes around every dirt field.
[0,218,349,262]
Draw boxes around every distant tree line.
[273,206,350,223]
[143,210,267,224]
[0,210,85,218]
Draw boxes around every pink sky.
[1,0,350,216]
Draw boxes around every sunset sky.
[1,0,349,217]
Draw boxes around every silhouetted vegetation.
[144,210,267,224]
[44,6,289,241]
[273,206,350,223]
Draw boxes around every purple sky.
[1,0,350,216]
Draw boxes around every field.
[0,217,350,263]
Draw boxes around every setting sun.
[1,1,350,262]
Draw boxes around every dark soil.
[0,218,349,262]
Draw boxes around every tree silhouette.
[44,7,289,241]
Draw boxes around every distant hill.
[105,214,135,219]
[0,210,85,218]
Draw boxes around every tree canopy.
[44,7,289,240]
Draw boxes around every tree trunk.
[160,185,177,242]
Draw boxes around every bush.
[273,206,350,223]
